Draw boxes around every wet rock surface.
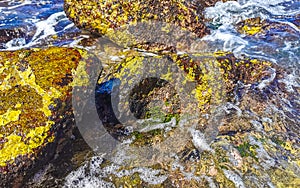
[0,47,96,187]
[0,28,30,49]
[0,0,299,187]
[81,48,299,186]
[64,0,235,52]
[237,15,300,36]
[64,0,212,36]
[66,53,300,187]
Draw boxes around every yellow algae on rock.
[0,123,53,167]
[0,109,21,127]
[0,47,91,168]
[237,16,300,37]
[241,25,262,35]
[64,0,220,53]
[64,0,208,36]
[237,17,263,35]
[98,50,271,117]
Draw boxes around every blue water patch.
[96,78,121,94]
[0,0,81,49]
[0,0,63,28]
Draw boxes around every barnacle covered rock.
[0,47,96,185]
[64,0,212,37]
[97,50,272,107]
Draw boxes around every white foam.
[248,136,276,170]
[31,12,65,42]
[139,117,177,132]
[114,167,168,185]
[223,169,246,188]
[257,68,276,90]
[204,176,217,188]
[1,12,63,50]
[5,38,26,49]
[65,155,168,186]
[0,0,32,11]
[64,23,75,30]
[202,26,249,55]
[207,0,299,23]
[190,129,213,152]
[204,0,300,61]
[250,120,263,131]
[64,163,115,188]
[224,102,243,116]
[278,73,300,93]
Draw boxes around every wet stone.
[64,0,234,52]
[0,28,34,49]
[236,16,300,42]
[0,47,96,187]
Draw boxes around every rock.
[236,16,300,37]
[91,50,276,165]
[0,28,26,43]
[97,50,272,113]
[64,0,232,52]
[0,47,97,186]
[0,28,34,49]
[67,49,300,187]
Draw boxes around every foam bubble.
[64,164,115,188]
[190,129,213,152]
[223,169,246,188]
[64,155,168,186]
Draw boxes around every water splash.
[0,0,82,50]
[204,0,300,66]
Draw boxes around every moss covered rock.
[0,47,96,185]
[68,48,299,186]
[64,0,234,52]
[94,50,274,151]
[64,0,214,37]
[237,16,300,36]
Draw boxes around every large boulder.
[95,50,273,140]
[0,47,97,186]
[64,0,233,52]
[66,49,300,187]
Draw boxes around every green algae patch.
[0,47,91,168]
[236,142,259,160]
